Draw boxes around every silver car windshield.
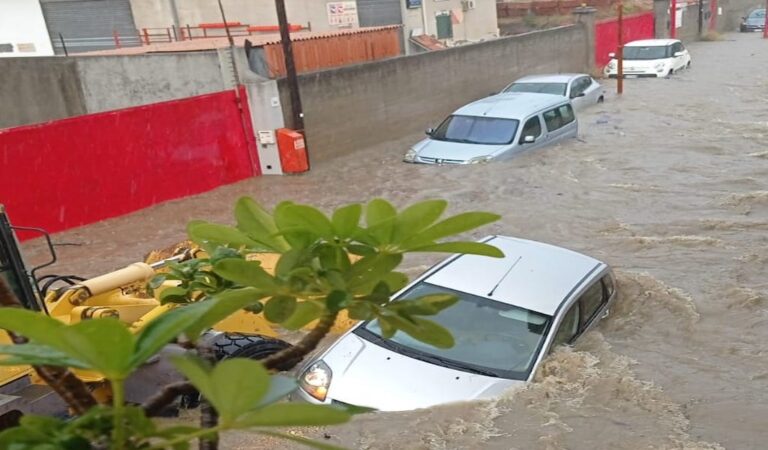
[431,115,519,145]
[355,282,552,380]
[623,46,670,60]
[503,82,567,96]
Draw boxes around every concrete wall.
[76,52,226,113]
[401,0,499,49]
[0,0,54,57]
[280,24,589,162]
[0,51,229,128]
[654,0,763,39]
[0,58,85,129]
[130,0,349,32]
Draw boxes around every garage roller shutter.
[41,0,139,54]
[356,0,402,27]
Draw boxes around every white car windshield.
[431,115,519,145]
[623,45,671,60]
[355,282,552,380]
[503,82,567,96]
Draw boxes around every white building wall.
[401,0,498,52]
[0,0,54,57]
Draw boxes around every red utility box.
[276,128,309,174]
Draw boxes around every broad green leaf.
[273,202,320,248]
[256,375,298,407]
[406,242,504,258]
[275,248,308,279]
[394,317,455,349]
[132,300,218,369]
[172,357,270,424]
[350,271,408,297]
[332,203,362,238]
[148,275,166,290]
[326,290,351,312]
[0,344,89,369]
[214,259,278,291]
[187,222,262,249]
[393,199,447,242]
[278,204,334,238]
[402,212,501,248]
[59,319,136,380]
[184,287,267,339]
[346,254,403,290]
[316,244,351,273]
[236,403,350,428]
[377,317,396,339]
[365,198,397,226]
[347,301,375,320]
[346,244,377,257]
[281,301,324,330]
[387,294,458,316]
[158,287,190,304]
[256,430,347,450]
[0,308,65,345]
[235,197,289,252]
[264,296,297,323]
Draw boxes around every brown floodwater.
[21,32,767,449]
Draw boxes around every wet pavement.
[21,32,768,449]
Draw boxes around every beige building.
[401,0,499,47]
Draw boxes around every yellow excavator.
[0,205,355,426]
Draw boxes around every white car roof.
[513,73,587,84]
[425,236,604,315]
[626,39,679,47]
[453,92,567,120]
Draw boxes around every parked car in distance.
[295,235,617,412]
[403,93,577,165]
[740,8,765,32]
[501,74,604,111]
[604,39,692,78]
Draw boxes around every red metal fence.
[595,12,655,67]
[263,26,401,77]
[0,88,258,239]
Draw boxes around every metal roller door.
[41,0,139,54]
[356,0,402,27]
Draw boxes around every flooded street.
[22,33,767,449]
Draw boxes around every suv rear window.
[542,104,575,132]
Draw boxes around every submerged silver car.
[296,236,616,412]
[501,73,605,112]
[403,93,578,165]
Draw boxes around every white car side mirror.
[608,52,616,58]
[674,51,684,57]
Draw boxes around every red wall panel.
[595,12,655,67]
[0,88,259,239]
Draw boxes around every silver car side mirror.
[523,135,536,144]
[601,308,610,319]
[425,128,434,136]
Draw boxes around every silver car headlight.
[404,148,417,163]
[467,155,493,165]
[299,360,332,401]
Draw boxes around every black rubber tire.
[179,333,296,409]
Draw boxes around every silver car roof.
[453,92,567,120]
[513,73,587,84]
[424,236,604,315]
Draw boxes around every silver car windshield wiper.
[414,354,502,378]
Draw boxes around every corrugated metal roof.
[82,25,401,56]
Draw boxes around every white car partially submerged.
[604,39,692,78]
[295,235,617,411]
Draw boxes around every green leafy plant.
[0,197,502,449]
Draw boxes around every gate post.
[654,0,670,38]
[573,6,597,72]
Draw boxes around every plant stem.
[112,379,126,450]
[261,311,338,371]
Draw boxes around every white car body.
[501,73,605,112]
[295,236,616,412]
[604,39,692,78]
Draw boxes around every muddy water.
[22,33,767,449]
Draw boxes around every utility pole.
[275,0,305,132]
[670,0,677,38]
[617,0,624,95]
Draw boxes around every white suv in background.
[604,39,692,78]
